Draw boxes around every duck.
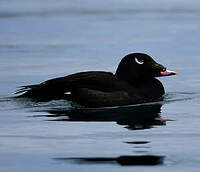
[15,53,177,107]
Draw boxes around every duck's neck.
[115,71,151,86]
[135,78,165,101]
[115,72,165,99]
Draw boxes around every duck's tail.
[14,84,39,97]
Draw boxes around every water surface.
[1,0,200,171]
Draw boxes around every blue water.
[1,0,200,171]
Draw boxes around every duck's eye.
[135,57,144,65]
[162,67,167,72]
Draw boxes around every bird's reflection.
[33,102,167,130]
[54,155,165,166]
[31,102,167,165]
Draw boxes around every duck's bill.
[160,70,178,77]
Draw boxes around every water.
[1,0,200,171]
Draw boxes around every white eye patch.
[135,57,144,65]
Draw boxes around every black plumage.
[15,53,177,107]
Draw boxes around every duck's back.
[16,71,131,99]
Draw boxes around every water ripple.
[1,8,200,19]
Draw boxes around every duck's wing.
[15,71,131,100]
[70,88,139,108]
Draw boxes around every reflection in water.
[11,98,168,166]
[125,141,150,144]
[54,155,165,166]
[33,103,167,130]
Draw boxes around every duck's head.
[115,53,177,83]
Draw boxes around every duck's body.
[16,53,177,107]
